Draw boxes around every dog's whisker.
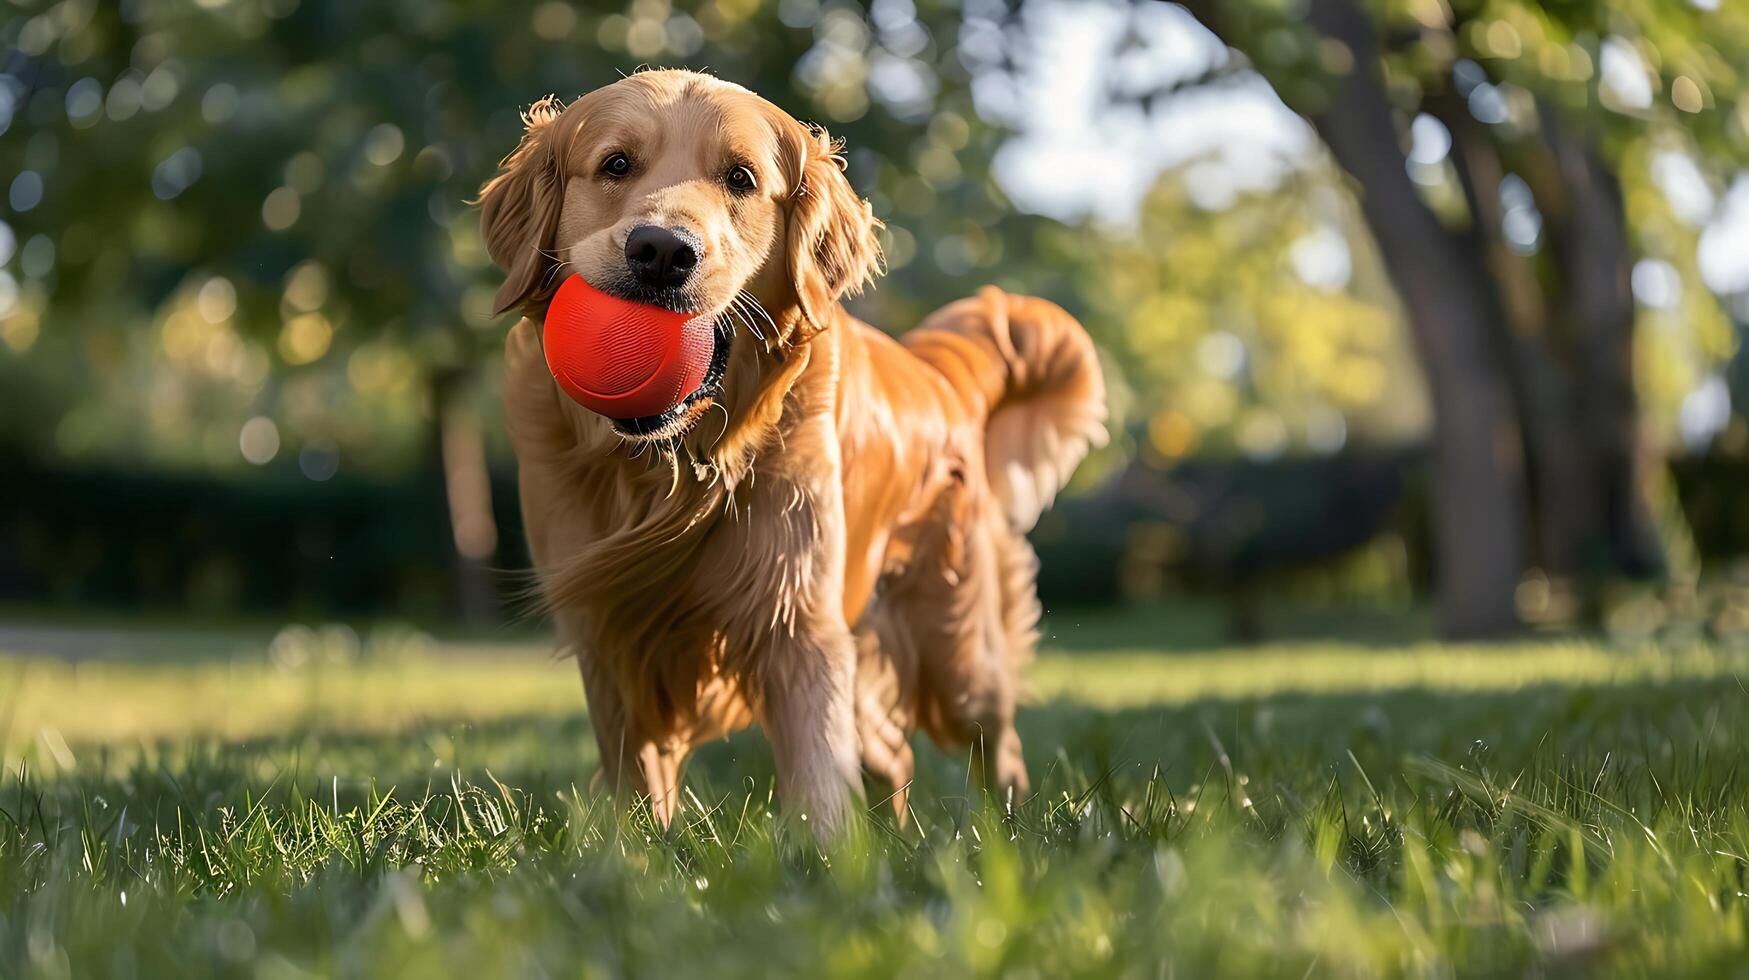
[729,294,767,343]
[749,296,778,335]
[727,302,753,341]
[745,294,778,344]
[707,400,731,452]
[725,295,756,342]
[664,445,685,497]
[737,296,768,342]
[539,258,575,292]
[532,245,569,269]
[737,292,779,346]
[723,304,751,344]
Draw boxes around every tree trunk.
[1424,43,1664,621]
[430,367,500,626]
[1167,0,1669,634]
[1432,94,1597,600]
[1230,0,1528,636]
[1538,120,1664,582]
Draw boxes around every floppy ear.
[476,96,569,317]
[781,122,884,339]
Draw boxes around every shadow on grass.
[1040,600,1446,654]
[17,669,1746,830]
[1,600,1438,666]
[0,616,554,665]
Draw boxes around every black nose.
[624,225,699,288]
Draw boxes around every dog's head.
[477,70,882,442]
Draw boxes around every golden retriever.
[478,70,1105,834]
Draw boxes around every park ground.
[2,607,1748,977]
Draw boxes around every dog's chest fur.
[530,437,829,732]
[541,424,955,743]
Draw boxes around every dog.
[478,70,1105,834]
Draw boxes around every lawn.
[3,612,1749,977]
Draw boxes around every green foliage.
[5,0,1742,473]
[1208,0,1749,444]
[1440,0,1749,439]
[4,624,1749,975]
[1068,169,1426,462]
[0,0,1044,473]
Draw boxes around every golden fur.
[478,71,1105,834]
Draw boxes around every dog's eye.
[725,165,756,192]
[600,153,632,178]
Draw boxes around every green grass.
[3,615,1749,977]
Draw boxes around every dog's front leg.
[572,629,686,828]
[760,621,862,838]
[742,422,864,839]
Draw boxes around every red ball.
[541,275,716,420]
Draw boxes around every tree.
[1160,0,1748,635]
[0,0,1043,618]
[4,0,1741,632]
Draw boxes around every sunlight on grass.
[1030,642,1749,707]
[1,652,583,763]
[5,626,1746,764]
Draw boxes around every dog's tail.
[903,287,1107,531]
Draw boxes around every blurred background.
[2,0,1747,644]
